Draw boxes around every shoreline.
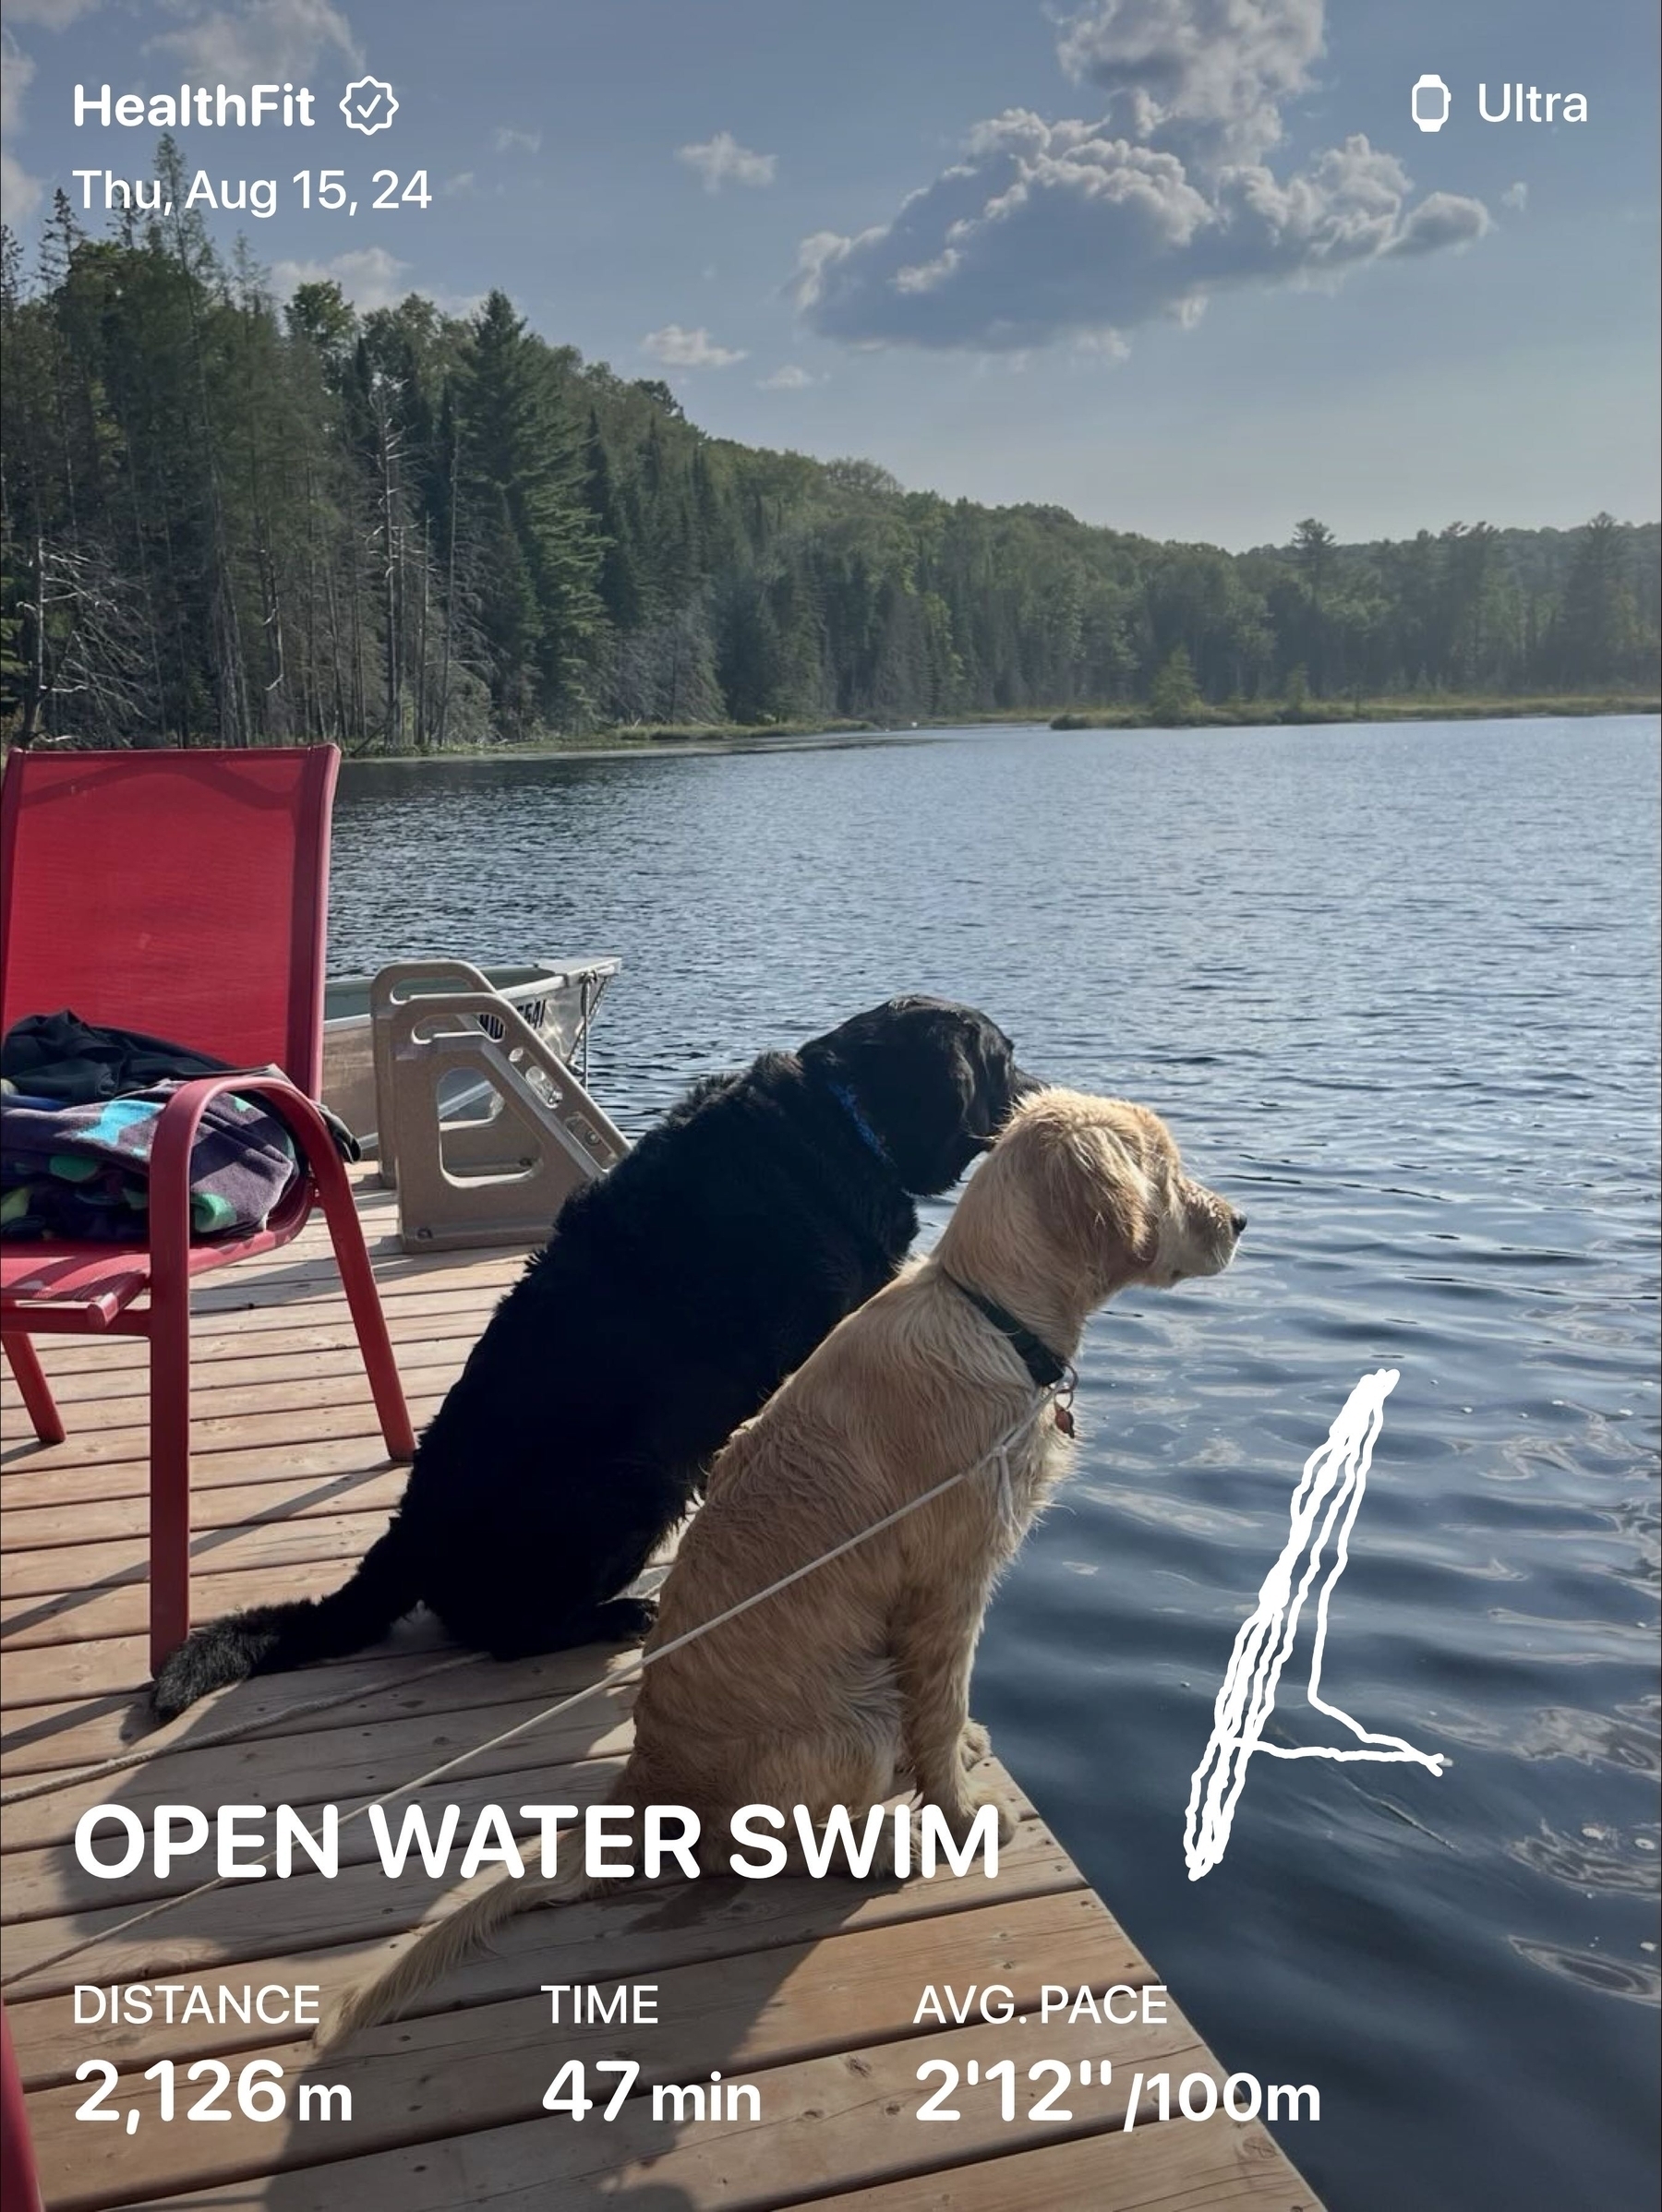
[332,695,1659,763]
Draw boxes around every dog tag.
[1054,1403,1076,1437]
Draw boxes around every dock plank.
[3,1279,509,1375]
[0,1679,640,1859]
[0,1465,413,1555]
[30,1335,476,1413]
[0,1611,462,1710]
[1,1388,449,1480]
[1,1506,409,1600]
[1,1553,429,1653]
[0,1637,626,1777]
[1,1431,432,1522]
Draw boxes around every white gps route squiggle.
[1184,1367,1448,1881]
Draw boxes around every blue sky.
[3,0,1656,547]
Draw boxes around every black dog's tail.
[150,1524,419,1723]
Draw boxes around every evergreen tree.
[458,291,602,728]
[1150,644,1203,725]
[1555,513,1635,686]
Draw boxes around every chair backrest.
[0,746,340,1099]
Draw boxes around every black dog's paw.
[149,1608,287,1723]
[488,1594,660,1660]
[590,1595,658,1644]
[150,1632,236,1725]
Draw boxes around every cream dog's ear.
[1088,1128,1160,1270]
[1032,1115,1159,1274]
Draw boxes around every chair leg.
[307,1141,416,1462]
[148,1282,193,1676]
[2,2002,44,2212]
[2,1333,66,1447]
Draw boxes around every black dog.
[151,997,1038,1719]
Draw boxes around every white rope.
[1,1389,1058,1995]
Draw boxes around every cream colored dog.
[325,1088,1244,2045]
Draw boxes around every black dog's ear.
[800,997,1028,1198]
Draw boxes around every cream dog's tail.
[317,1855,605,2051]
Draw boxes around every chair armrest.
[144,1074,340,1298]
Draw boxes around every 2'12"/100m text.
[69,170,432,221]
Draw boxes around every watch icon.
[1411,73,1451,133]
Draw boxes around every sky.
[2,0,1657,549]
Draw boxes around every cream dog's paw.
[933,1790,1017,1852]
[958,1719,993,1770]
[984,1797,1018,1849]
[862,1829,903,1881]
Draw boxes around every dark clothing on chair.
[0,1009,360,1160]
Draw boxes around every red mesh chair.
[1,746,415,1675]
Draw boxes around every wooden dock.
[2,1177,1322,2211]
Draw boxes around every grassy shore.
[558,695,1661,747]
[580,715,881,745]
[546,694,1662,750]
[1049,693,1659,731]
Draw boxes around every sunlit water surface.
[331,717,1660,2212]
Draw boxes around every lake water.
[332,717,1660,2212]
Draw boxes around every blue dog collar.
[826,1080,891,1167]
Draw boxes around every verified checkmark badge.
[341,76,398,133]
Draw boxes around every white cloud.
[1073,328,1133,362]
[270,245,480,318]
[272,245,410,312]
[1058,0,1323,162]
[443,171,476,196]
[1500,180,1528,212]
[0,35,33,128]
[1,33,42,225]
[149,0,360,89]
[492,126,541,155]
[6,0,104,25]
[797,1,1487,355]
[1390,187,1493,256]
[677,131,777,193]
[756,364,819,389]
[642,323,748,368]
